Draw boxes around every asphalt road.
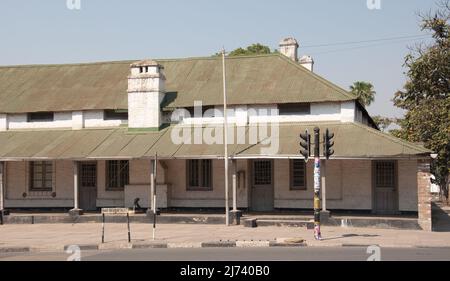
[0,247,449,261]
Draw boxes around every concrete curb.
[0,247,31,253]
[201,241,237,248]
[4,240,450,253]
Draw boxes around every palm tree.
[350,81,376,107]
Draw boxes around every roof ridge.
[0,53,281,69]
[275,53,357,100]
[351,122,431,153]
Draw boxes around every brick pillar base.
[417,159,432,231]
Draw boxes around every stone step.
[243,218,313,228]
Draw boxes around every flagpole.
[222,48,230,226]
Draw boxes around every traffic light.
[299,130,311,162]
[323,129,335,159]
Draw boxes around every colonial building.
[0,38,433,230]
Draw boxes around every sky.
[0,0,439,118]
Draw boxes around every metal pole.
[101,213,105,243]
[153,194,156,240]
[127,212,131,243]
[0,162,4,212]
[153,153,157,240]
[313,127,322,240]
[222,48,230,226]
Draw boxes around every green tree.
[392,0,450,202]
[349,81,376,107]
[214,43,274,57]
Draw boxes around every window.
[375,161,396,188]
[290,160,306,190]
[29,161,53,191]
[27,112,54,122]
[104,110,128,121]
[187,159,212,190]
[253,160,272,185]
[106,160,129,190]
[185,106,215,118]
[278,103,311,115]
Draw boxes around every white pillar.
[150,160,155,211]
[69,161,82,216]
[232,159,237,211]
[73,161,79,209]
[0,162,4,211]
[321,161,327,211]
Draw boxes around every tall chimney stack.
[299,55,314,72]
[127,60,166,129]
[279,37,299,62]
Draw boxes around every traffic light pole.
[313,127,322,240]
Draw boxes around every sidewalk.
[1,223,450,252]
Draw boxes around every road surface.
[0,247,449,261]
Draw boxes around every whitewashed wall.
[3,110,125,131]
[178,101,357,125]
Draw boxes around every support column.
[417,159,432,231]
[147,159,156,215]
[69,161,83,216]
[0,161,6,224]
[320,161,330,223]
[0,162,4,211]
[230,159,242,225]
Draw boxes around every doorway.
[251,160,274,212]
[372,160,398,214]
[79,162,97,211]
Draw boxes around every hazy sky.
[0,0,439,117]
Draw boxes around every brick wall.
[417,159,432,231]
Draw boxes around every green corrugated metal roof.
[0,122,430,160]
[0,54,355,113]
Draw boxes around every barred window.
[106,160,129,190]
[104,109,128,120]
[279,103,311,115]
[375,161,395,188]
[290,160,306,190]
[27,112,54,122]
[253,160,272,185]
[30,161,53,191]
[187,159,212,190]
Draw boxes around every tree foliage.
[214,43,275,57]
[392,0,450,201]
[349,81,376,107]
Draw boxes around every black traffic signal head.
[323,129,335,159]
[299,130,311,162]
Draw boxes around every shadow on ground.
[432,202,450,232]
[320,233,379,241]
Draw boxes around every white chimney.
[279,37,298,61]
[299,55,314,72]
[127,60,166,129]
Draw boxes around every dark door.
[79,162,97,211]
[251,160,274,212]
[373,161,398,214]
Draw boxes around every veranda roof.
[0,122,430,161]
